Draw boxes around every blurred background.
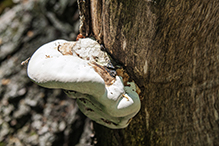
[0,0,94,145]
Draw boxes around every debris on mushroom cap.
[27,38,141,129]
[74,38,115,68]
[88,62,115,86]
[56,42,75,55]
[27,39,106,98]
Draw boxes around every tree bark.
[0,0,93,145]
[78,0,219,145]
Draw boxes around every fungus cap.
[27,39,106,97]
[27,38,141,129]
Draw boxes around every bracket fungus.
[27,38,141,129]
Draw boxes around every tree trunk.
[78,0,219,145]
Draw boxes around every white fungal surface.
[27,38,141,129]
[27,39,105,98]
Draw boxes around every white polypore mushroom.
[27,38,141,129]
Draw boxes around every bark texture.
[0,0,93,145]
[79,0,219,145]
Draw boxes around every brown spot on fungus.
[79,98,87,104]
[101,118,112,125]
[57,42,76,55]
[89,62,115,86]
[122,94,129,101]
[86,108,94,112]
[45,55,51,58]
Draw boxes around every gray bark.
[0,0,93,145]
[78,0,219,146]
